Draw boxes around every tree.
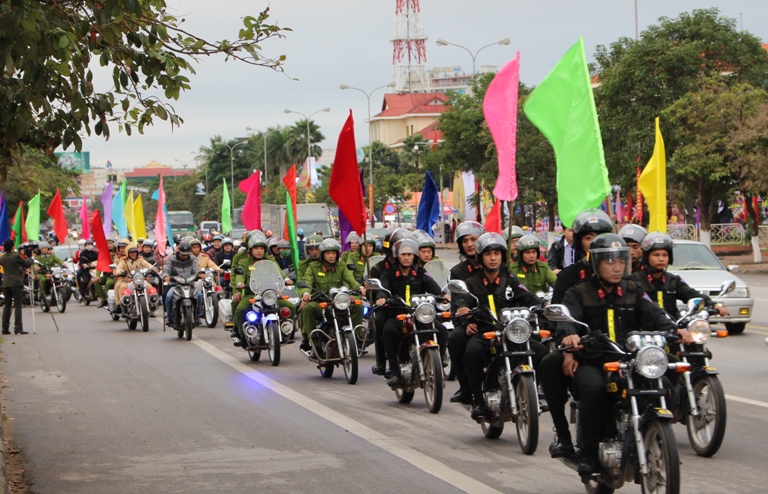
[594,8,768,192]
[663,78,768,229]
[0,2,288,175]
[3,149,80,219]
[283,119,325,167]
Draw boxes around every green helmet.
[319,238,341,253]
[503,225,525,241]
[361,233,377,246]
[516,234,541,253]
[304,235,323,258]
[248,231,268,250]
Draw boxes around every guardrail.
[709,223,745,245]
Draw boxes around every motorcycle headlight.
[635,346,668,379]
[205,273,214,283]
[333,293,351,310]
[262,290,278,307]
[687,319,711,344]
[505,319,532,344]
[414,303,436,324]
[245,311,259,324]
[132,273,144,284]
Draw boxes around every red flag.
[89,211,112,272]
[484,199,502,234]
[626,190,633,222]
[329,111,366,236]
[242,170,262,230]
[46,189,68,242]
[282,165,298,240]
[431,127,439,152]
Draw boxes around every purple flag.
[101,181,113,238]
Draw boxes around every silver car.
[667,240,753,334]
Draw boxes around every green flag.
[25,191,41,241]
[11,201,23,247]
[221,178,232,234]
[120,181,127,204]
[523,37,610,228]
[285,191,300,271]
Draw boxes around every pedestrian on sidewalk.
[0,239,35,335]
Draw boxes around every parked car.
[668,239,753,334]
[198,221,221,241]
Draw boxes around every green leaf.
[154,105,167,120]
[59,36,70,49]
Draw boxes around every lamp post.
[224,140,247,210]
[435,37,510,75]
[246,127,281,183]
[340,82,396,225]
[284,107,331,168]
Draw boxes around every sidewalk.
[717,252,768,274]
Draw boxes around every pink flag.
[154,177,167,253]
[242,170,262,230]
[615,189,624,225]
[79,197,90,240]
[484,52,520,202]
[238,173,259,194]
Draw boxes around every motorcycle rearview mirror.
[544,304,592,329]
[713,280,736,300]
[234,267,244,275]
[365,279,383,290]
[109,264,117,270]
[446,280,469,294]
[346,263,355,271]
[296,281,309,289]
[220,260,231,268]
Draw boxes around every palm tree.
[284,119,325,166]
[400,134,429,173]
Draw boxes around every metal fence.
[758,226,768,250]
[667,224,698,241]
[709,223,745,245]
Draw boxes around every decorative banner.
[484,52,521,202]
[11,200,25,247]
[101,181,113,238]
[242,170,262,230]
[25,191,41,242]
[638,117,667,232]
[282,165,298,240]
[79,196,90,240]
[416,171,440,236]
[89,211,112,272]
[221,178,232,235]
[0,191,9,244]
[635,166,644,225]
[133,195,147,240]
[329,111,366,236]
[46,189,68,242]
[153,177,168,252]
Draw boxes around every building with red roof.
[123,161,194,184]
[370,92,448,148]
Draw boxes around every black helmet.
[383,228,414,256]
[516,235,541,254]
[127,243,139,254]
[572,209,613,253]
[178,241,192,255]
[640,232,675,267]
[474,232,507,270]
[618,224,648,245]
[588,233,630,279]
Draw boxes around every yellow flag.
[638,117,667,232]
[133,194,147,240]
[124,189,135,239]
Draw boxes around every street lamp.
[223,139,247,210]
[246,127,281,183]
[435,37,510,75]
[340,81,396,225]
[284,107,331,167]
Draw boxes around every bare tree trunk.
[698,180,712,247]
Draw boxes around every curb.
[0,361,7,494]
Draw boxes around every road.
[2,256,768,493]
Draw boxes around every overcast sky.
[78,0,768,171]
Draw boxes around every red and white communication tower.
[391,0,430,93]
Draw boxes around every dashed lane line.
[191,337,503,494]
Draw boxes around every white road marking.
[726,395,768,409]
[192,338,503,494]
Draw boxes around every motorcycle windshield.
[248,260,286,295]
[367,255,385,271]
[424,260,450,288]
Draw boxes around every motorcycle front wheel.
[686,375,727,457]
[342,332,358,384]
[396,387,415,404]
[205,293,218,328]
[267,322,281,366]
[320,363,334,378]
[583,479,615,494]
[183,305,194,341]
[422,347,443,414]
[55,287,67,313]
[128,318,138,330]
[514,374,539,455]
[140,297,150,332]
[641,420,680,494]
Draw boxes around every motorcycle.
[423,259,455,381]
[118,268,161,332]
[236,260,291,365]
[201,268,223,328]
[545,304,685,494]
[37,263,70,313]
[448,280,547,454]
[168,274,200,341]
[668,281,734,457]
[367,278,446,414]
[299,284,360,384]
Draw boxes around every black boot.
[549,433,575,458]
[385,358,402,388]
[371,364,386,376]
[470,397,487,420]
[577,442,601,477]
[450,388,472,404]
